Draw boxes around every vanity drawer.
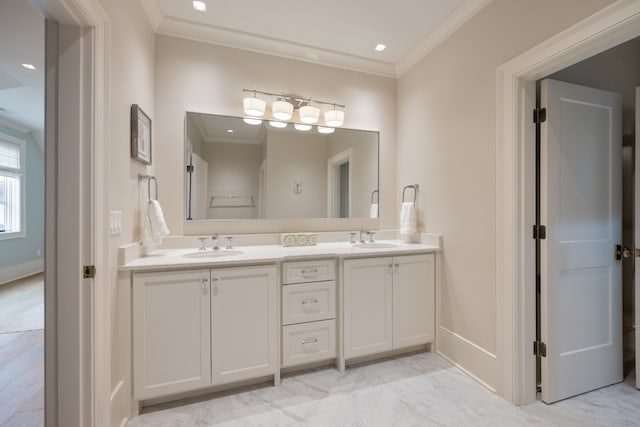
[282,320,336,367]
[283,259,335,284]
[282,281,336,325]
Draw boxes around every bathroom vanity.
[121,237,439,410]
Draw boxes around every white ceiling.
[0,0,44,148]
[141,0,492,77]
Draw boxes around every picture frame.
[131,104,152,165]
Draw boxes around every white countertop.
[120,240,439,272]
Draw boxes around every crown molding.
[155,16,397,78]
[139,0,163,30]
[396,0,493,76]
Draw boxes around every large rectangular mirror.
[185,112,379,220]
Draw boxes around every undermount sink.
[182,250,244,258]
[352,242,398,249]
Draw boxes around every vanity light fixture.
[243,90,266,116]
[241,88,345,127]
[21,63,36,70]
[294,123,312,131]
[243,117,262,125]
[375,44,386,52]
[324,105,344,127]
[193,1,207,12]
[317,126,335,134]
[269,121,287,128]
[272,97,294,120]
[299,103,320,124]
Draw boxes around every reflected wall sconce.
[242,88,345,133]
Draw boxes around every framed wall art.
[131,104,152,164]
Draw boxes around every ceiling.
[140,0,492,77]
[0,0,44,149]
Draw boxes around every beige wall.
[154,35,396,234]
[101,0,156,423]
[397,0,615,389]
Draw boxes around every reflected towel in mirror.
[370,203,379,218]
[142,199,170,246]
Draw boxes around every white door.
[343,257,393,359]
[540,79,622,403]
[393,254,435,349]
[132,270,211,399]
[635,87,640,390]
[211,266,277,385]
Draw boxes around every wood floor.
[0,275,44,427]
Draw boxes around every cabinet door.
[133,270,211,400]
[211,265,277,385]
[393,254,435,349]
[343,257,393,359]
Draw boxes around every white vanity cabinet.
[211,265,277,385]
[281,259,336,367]
[132,265,278,400]
[133,270,212,400]
[343,254,434,360]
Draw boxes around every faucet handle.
[198,237,207,251]
[211,233,220,251]
[225,236,233,250]
[368,232,376,243]
[349,232,357,244]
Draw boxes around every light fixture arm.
[242,88,345,109]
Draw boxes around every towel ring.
[402,184,418,203]
[138,173,158,201]
[371,190,379,204]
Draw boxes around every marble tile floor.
[128,352,639,427]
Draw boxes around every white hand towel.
[370,203,379,218]
[142,199,170,246]
[400,202,417,235]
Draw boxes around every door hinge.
[186,165,194,173]
[533,341,547,357]
[83,265,96,279]
[532,225,546,240]
[533,107,547,124]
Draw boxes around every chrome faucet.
[225,236,234,250]
[198,237,207,251]
[359,230,369,244]
[212,233,220,250]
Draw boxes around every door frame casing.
[496,0,640,404]
[37,0,110,425]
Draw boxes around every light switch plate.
[110,211,122,235]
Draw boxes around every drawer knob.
[301,338,318,345]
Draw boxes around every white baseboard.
[437,325,497,392]
[0,259,44,285]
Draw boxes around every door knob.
[615,245,631,260]
[622,247,631,258]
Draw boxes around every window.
[0,134,25,239]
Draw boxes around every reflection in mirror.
[185,113,379,220]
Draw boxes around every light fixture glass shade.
[269,121,287,128]
[272,99,293,120]
[299,105,320,124]
[294,123,312,131]
[317,126,335,134]
[243,117,262,125]
[243,97,266,116]
[324,108,344,127]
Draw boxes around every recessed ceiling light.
[21,63,36,70]
[226,129,234,133]
[193,1,206,12]
[375,44,386,52]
